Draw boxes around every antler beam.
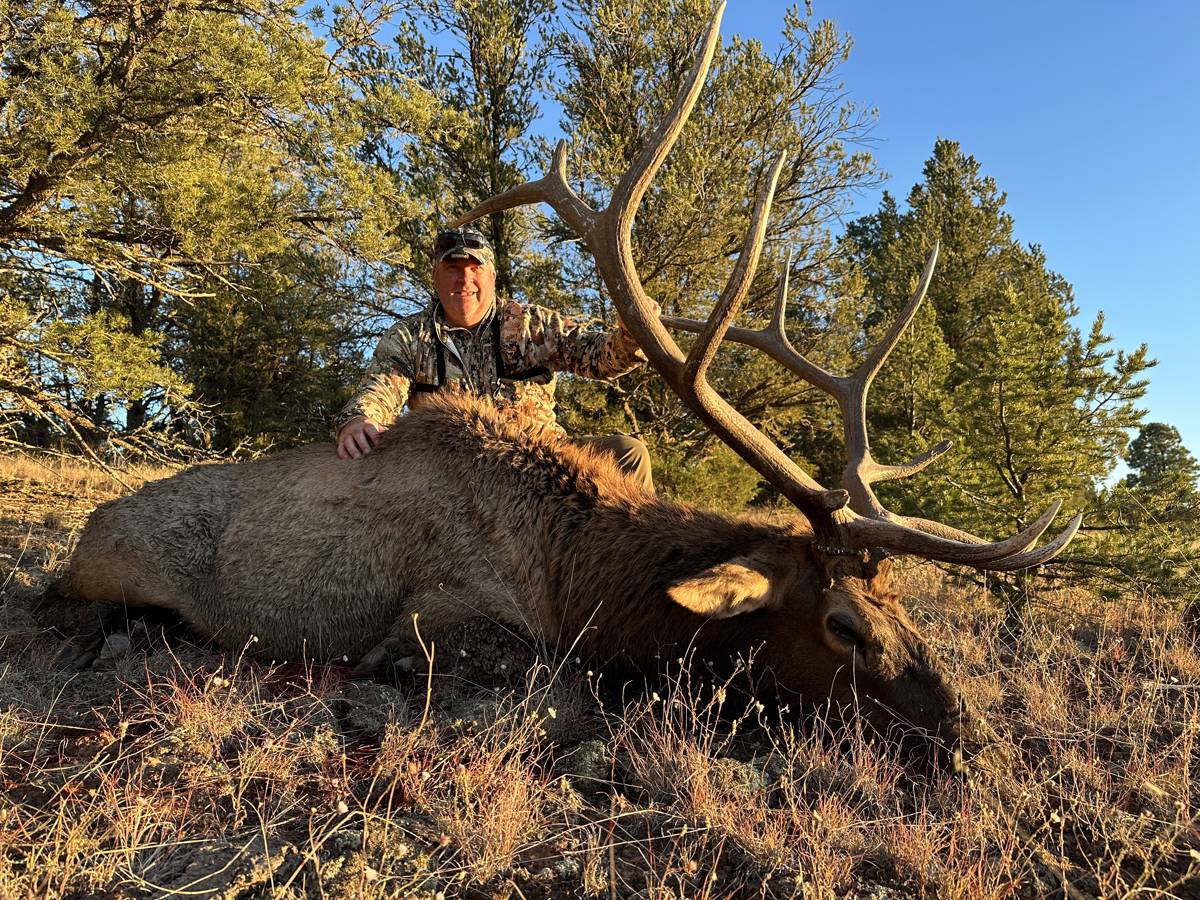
[453,1,850,532]
[453,0,1080,570]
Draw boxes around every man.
[334,226,656,491]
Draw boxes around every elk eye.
[826,615,862,650]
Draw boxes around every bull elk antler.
[451,1,1080,571]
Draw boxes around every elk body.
[63,391,966,765]
[57,1,1080,769]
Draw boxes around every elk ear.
[667,557,779,618]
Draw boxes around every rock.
[556,739,611,792]
[554,856,582,879]
[710,756,768,796]
[99,632,132,661]
[325,829,362,854]
[141,836,301,898]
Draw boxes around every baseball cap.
[432,227,495,267]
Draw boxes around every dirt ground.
[0,453,1197,898]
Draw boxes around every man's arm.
[504,300,652,380]
[334,323,417,458]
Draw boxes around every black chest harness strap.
[410,307,549,393]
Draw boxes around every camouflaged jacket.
[334,299,646,437]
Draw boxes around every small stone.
[99,633,131,661]
[555,857,581,879]
[557,740,610,789]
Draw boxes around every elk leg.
[350,583,509,676]
[352,623,423,676]
[54,602,129,670]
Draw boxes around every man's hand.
[615,299,661,333]
[336,416,385,459]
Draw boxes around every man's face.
[433,257,496,328]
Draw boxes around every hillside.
[0,454,1196,898]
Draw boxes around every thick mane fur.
[374,392,817,661]
[382,391,653,509]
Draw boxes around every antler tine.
[660,251,840,392]
[855,243,939,387]
[684,154,786,383]
[608,1,727,229]
[871,440,952,483]
[451,140,599,240]
[662,249,1082,570]
[843,500,1062,565]
[669,153,852,519]
[838,245,942,518]
[836,507,1082,569]
[763,250,841,392]
[970,513,1082,571]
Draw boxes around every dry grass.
[0,450,174,497]
[0,451,1197,897]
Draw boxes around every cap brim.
[435,247,492,266]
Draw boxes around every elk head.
[662,535,972,770]
[451,1,1079,768]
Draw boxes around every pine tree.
[377,0,561,306]
[1126,423,1200,496]
[1085,423,1200,605]
[0,0,448,454]
[547,0,878,506]
[842,140,1154,586]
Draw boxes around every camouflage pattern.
[431,226,495,268]
[434,243,494,268]
[334,299,646,437]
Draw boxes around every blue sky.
[717,1,1200,459]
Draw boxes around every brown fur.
[61,393,966,763]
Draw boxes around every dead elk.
[54,1,1079,771]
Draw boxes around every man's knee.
[600,434,654,493]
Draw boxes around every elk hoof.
[54,635,104,670]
